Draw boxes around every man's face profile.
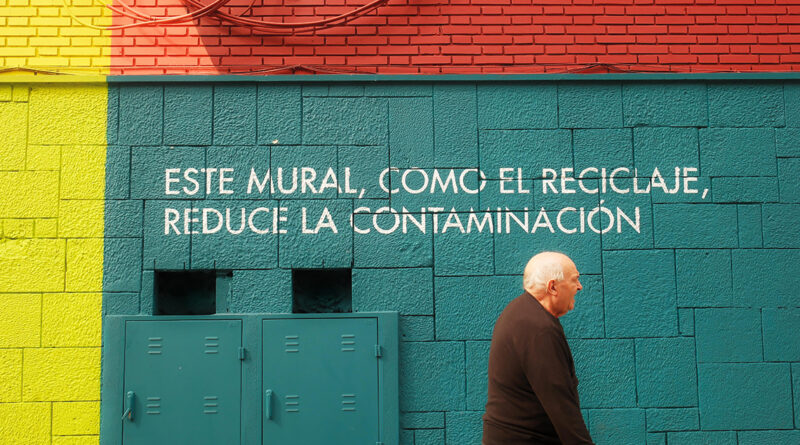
[553,260,582,316]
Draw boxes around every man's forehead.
[563,258,579,275]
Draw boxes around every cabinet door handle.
[121,391,135,421]
[265,389,273,420]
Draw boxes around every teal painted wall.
[104,80,800,444]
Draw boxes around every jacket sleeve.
[522,329,594,445]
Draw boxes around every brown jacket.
[483,292,594,445]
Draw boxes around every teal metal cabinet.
[101,314,398,445]
[262,318,380,444]
[122,320,243,445]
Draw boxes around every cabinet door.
[262,318,380,445]
[123,320,242,445]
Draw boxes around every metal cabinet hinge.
[238,346,246,360]
[374,345,382,358]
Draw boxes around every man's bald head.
[522,251,582,318]
[523,251,572,294]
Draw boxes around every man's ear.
[546,279,557,295]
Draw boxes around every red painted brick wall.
[110,0,800,74]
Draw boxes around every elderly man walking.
[482,251,594,445]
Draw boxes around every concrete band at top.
[1,78,800,445]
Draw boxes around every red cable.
[106,0,389,33]
[94,0,231,30]
[181,0,387,30]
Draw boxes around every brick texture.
[0,0,111,73]
[3,0,800,74]
[101,0,800,74]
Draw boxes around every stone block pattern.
[0,85,105,444]
[98,79,800,445]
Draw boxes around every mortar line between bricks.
[649,193,655,253]
[39,294,43,348]
[632,340,639,408]
[462,340,467,415]
[137,244,143,315]
[114,87,120,148]
[555,83,561,129]
[20,347,25,401]
[617,83,623,130]
[431,86,437,167]
[60,143,66,294]
[735,200,741,249]
[210,86,216,147]
[254,85,260,146]
[443,405,448,445]
[672,249,678,335]
[759,308,765,362]
[472,84,477,173]
[569,127,575,178]
[299,86,304,146]
[138,198,145,246]
[431,260,437,342]
[276,200,281,271]
[790,364,797,429]
[476,128,496,277]
[24,87,29,169]
[728,249,736,308]
[704,83,710,131]
[127,146,133,204]
[769,131,782,176]
[693,309,700,430]
[629,126,635,173]
[599,248,605,339]
[386,98,393,180]
[782,82,787,131]
[384,96,390,199]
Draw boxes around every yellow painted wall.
[0,0,111,75]
[0,83,105,445]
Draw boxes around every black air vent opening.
[292,269,352,313]
[154,270,217,315]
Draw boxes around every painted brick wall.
[3,0,800,74]
[0,83,106,445]
[106,0,800,74]
[0,0,111,73]
[103,79,800,444]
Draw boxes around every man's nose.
[577,280,583,291]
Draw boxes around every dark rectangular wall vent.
[292,269,352,313]
[154,270,217,315]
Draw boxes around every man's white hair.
[522,251,567,292]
